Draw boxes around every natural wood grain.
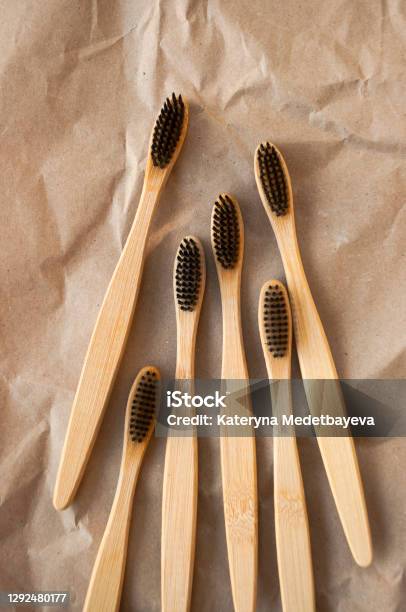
[83,366,159,612]
[212,197,258,612]
[255,144,372,567]
[259,281,315,612]
[53,101,189,511]
[161,238,205,612]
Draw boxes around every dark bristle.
[151,93,185,168]
[175,238,202,312]
[257,143,289,216]
[129,370,158,442]
[212,195,240,269]
[263,285,290,358]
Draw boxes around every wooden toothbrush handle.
[220,432,257,612]
[279,234,372,567]
[220,301,258,612]
[53,183,161,510]
[161,432,198,612]
[275,437,315,611]
[272,382,315,612]
[83,465,138,612]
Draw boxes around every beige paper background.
[0,1,405,610]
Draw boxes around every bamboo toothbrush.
[83,366,159,612]
[254,142,372,567]
[53,93,188,510]
[211,195,258,612]
[259,280,315,612]
[161,237,206,612]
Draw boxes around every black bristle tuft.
[129,370,158,442]
[263,285,289,358]
[175,238,202,312]
[257,143,289,216]
[151,93,185,168]
[212,195,240,269]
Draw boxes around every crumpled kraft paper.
[0,0,405,610]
